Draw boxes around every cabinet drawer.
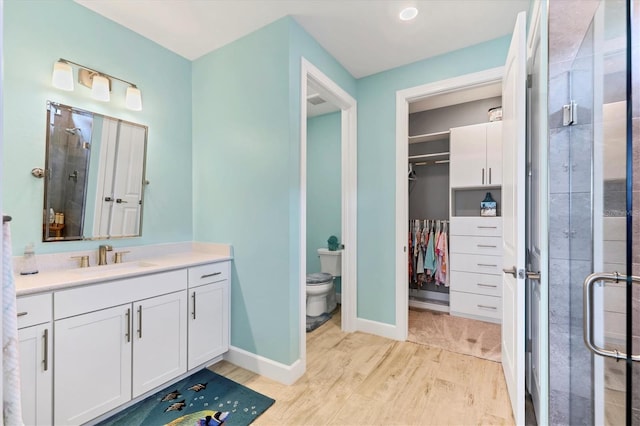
[450,271,502,297]
[450,235,502,256]
[450,253,502,275]
[17,293,52,329]
[451,291,501,322]
[188,262,229,288]
[450,217,502,237]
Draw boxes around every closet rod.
[413,159,449,167]
[408,151,449,160]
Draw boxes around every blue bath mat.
[97,368,274,426]
[306,312,332,332]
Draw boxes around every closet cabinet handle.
[477,244,497,248]
[489,168,492,184]
[477,283,498,288]
[477,226,498,229]
[478,304,497,310]
[482,168,485,185]
[477,263,498,268]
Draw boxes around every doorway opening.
[299,58,357,368]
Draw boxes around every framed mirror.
[43,101,148,242]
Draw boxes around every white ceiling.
[74,0,529,79]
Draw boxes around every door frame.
[394,67,504,341]
[299,58,357,365]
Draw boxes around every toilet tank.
[318,248,342,277]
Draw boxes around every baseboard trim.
[223,346,304,385]
[356,317,404,341]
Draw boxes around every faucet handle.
[71,255,90,268]
[114,251,130,264]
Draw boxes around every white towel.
[3,221,23,425]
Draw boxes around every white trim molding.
[300,58,358,372]
[356,318,404,341]
[395,67,504,342]
[224,346,304,385]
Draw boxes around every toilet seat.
[306,272,332,285]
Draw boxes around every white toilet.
[306,248,341,317]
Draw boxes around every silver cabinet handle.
[489,168,492,184]
[478,304,497,310]
[478,263,498,267]
[192,291,197,320]
[477,283,497,288]
[477,244,497,248]
[477,226,498,229]
[482,168,485,185]
[125,308,131,342]
[42,328,49,371]
[583,272,640,361]
[201,272,222,279]
[137,306,142,339]
[17,312,27,317]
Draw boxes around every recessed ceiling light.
[399,7,418,21]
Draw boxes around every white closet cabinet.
[187,262,230,369]
[449,217,503,323]
[17,293,53,426]
[53,270,187,425]
[450,121,502,188]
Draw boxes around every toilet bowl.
[306,249,342,317]
[306,272,334,317]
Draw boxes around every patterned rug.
[408,308,502,362]
[98,368,275,426]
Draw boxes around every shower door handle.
[583,272,640,361]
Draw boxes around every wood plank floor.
[210,309,515,425]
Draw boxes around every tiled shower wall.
[548,1,599,424]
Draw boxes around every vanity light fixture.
[399,6,419,21]
[51,58,143,111]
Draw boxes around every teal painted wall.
[306,112,341,294]
[355,36,512,324]
[2,0,192,254]
[192,17,355,365]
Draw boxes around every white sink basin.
[72,261,158,276]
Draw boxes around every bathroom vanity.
[15,244,231,425]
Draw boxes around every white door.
[188,281,229,369]
[132,291,187,398]
[109,122,145,237]
[19,324,52,426]
[501,10,527,425]
[54,305,132,425]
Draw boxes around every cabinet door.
[19,324,52,426]
[132,291,187,397]
[54,305,131,425]
[450,123,487,187]
[485,121,503,185]
[188,281,229,369]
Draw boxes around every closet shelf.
[408,151,450,162]
[408,130,450,144]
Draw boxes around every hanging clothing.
[424,227,436,276]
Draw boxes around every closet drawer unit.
[450,291,501,322]
[450,217,502,237]
[450,235,502,256]
[450,271,502,297]
[17,293,52,329]
[188,261,229,288]
[450,253,502,275]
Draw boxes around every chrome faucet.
[98,245,113,266]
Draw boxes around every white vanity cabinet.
[450,121,502,188]
[187,262,230,369]
[17,293,53,426]
[53,270,187,425]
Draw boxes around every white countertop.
[14,242,232,296]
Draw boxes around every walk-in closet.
[407,87,505,358]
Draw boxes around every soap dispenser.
[20,243,39,275]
